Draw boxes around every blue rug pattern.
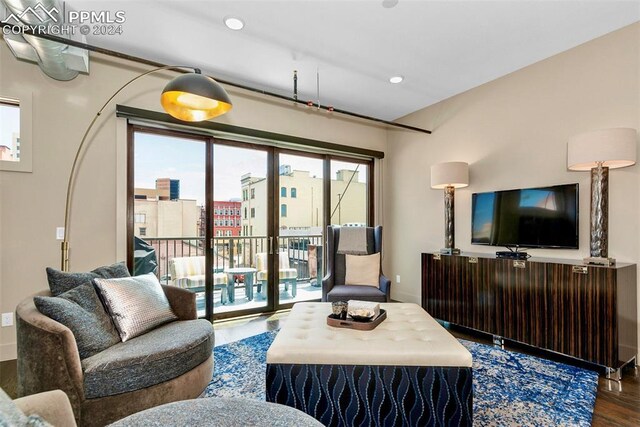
[204,332,598,426]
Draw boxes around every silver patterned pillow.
[94,273,178,342]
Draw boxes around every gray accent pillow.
[34,284,121,359]
[46,262,130,296]
[94,273,178,342]
[0,388,53,426]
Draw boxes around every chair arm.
[14,390,77,427]
[379,274,392,302]
[15,295,84,422]
[321,274,334,302]
[162,285,197,320]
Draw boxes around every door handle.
[269,236,274,255]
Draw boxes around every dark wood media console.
[421,252,637,375]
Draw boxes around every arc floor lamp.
[61,66,232,271]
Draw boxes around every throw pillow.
[46,262,130,296]
[344,253,380,287]
[94,273,178,342]
[0,388,53,427]
[34,284,121,359]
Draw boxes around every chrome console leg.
[493,335,504,349]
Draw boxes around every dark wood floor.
[2,311,638,426]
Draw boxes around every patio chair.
[255,252,298,298]
[322,225,391,302]
[169,256,229,303]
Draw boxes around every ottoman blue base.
[266,364,473,427]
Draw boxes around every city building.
[213,200,242,237]
[241,167,367,237]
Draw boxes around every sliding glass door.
[129,125,374,320]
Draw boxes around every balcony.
[138,235,323,315]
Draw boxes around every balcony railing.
[141,235,323,284]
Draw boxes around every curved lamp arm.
[61,65,197,271]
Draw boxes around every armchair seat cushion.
[257,268,298,282]
[81,319,213,399]
[326,285,387,303]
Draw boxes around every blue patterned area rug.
[203,331,598,426]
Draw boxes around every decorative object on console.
[430,161,469,254]
[567,128,637,265]
[61,66,232,271]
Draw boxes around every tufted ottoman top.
[267,302,472,367]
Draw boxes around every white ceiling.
[75,0,640,121]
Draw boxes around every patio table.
[224,267,257,302]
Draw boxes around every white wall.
[0,46,387,360]
[384,24,639,345]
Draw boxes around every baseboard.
[0,342,17,361]
[390,290,420,304]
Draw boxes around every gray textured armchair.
[16,285,213,427]
[322,225,391,302]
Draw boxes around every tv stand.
[421,252,637,375]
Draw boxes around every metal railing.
[141,235,322,284]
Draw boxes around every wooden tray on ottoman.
[326,309,387,330]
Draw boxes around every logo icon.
[1,3,59,24]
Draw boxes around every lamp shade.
[431,161,469,189]
[161,72,232,121]
[567,128,637,171]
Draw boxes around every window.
[251,188,255,199]
[281,187,287,197]
[251,208,256,218]
[291,188,297,198]
[134,213,146,223]
[244,207,247,219]
[242,190,247,201]
[236,209,241,215]
[139,227,147,236]
[0,96,31,172]
[216,230,222,237]
[226,230,232,237]
[281,204,287,217]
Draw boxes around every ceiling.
[73,0,640,121]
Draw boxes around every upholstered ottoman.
[266,302,473,426]
[108,397,323,426]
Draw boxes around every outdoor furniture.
[266,302,473,426]
[225,267,257,302]
[322,225,391,302]
[169,256,229,303]
[16,286,214,426]
[255,252,298,298]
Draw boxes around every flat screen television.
[471,183,579,249]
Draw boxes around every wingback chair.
[322,225,391,302]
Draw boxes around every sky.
[0,103,20,155]
[134,132,367,205]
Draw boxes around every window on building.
[139,227,147,236]
[134,213,146,223]
[226,230,232,237]
[0,99,21,166]
[281,187,287,197]
[281,204,287,217]
[244,207,247,219]
[216,230,222,237]
[251,208,256,218]
[251,188,255,199]
[291,188,297,198]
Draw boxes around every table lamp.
[567,128,637,265]
[431,161,469,254]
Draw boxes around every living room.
[1,1,639,426]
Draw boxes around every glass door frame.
[127,124,375,322]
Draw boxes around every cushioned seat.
[255,252,298,297]
[82,319,213,399]
[169,256,228,303]
[322,284,387,302]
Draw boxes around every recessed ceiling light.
[382,0,399,8]
[389,75,404,84]
[224,17,244,30]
